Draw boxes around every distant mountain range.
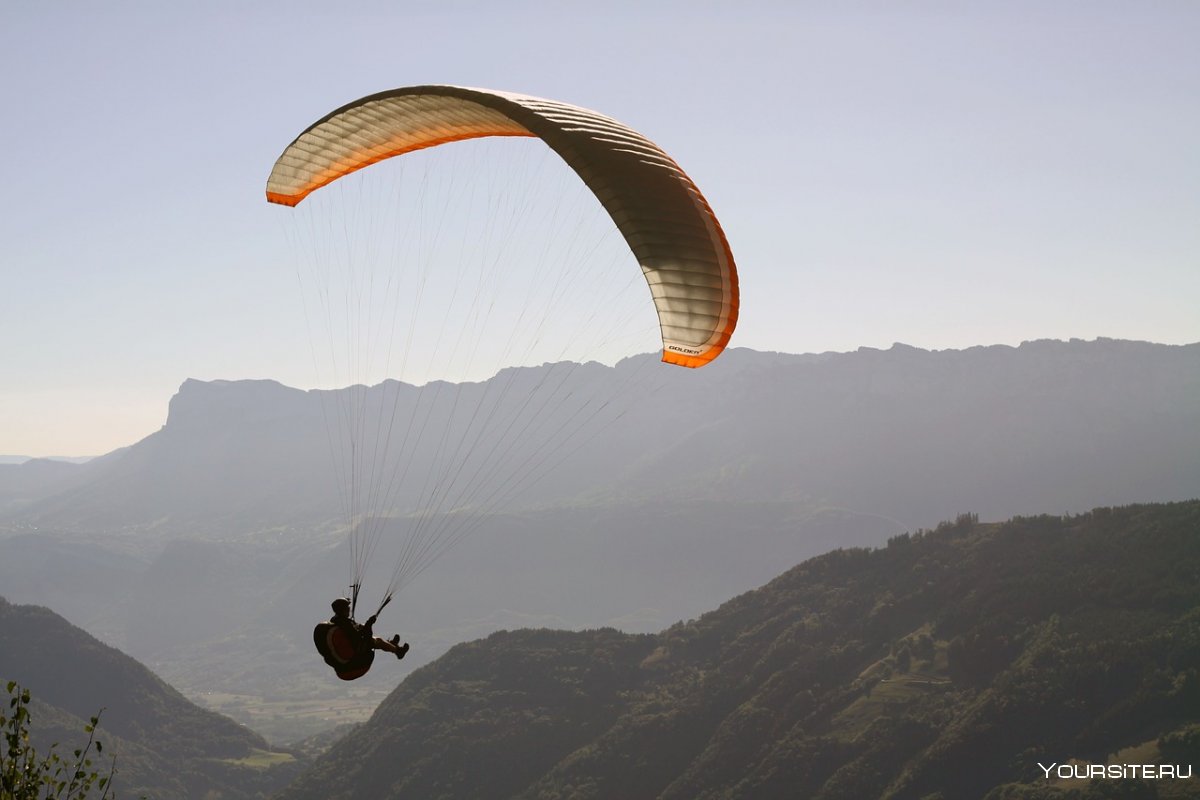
[0,595,301,799]
[0,455,95,464]
[5,339,1198,534]
[276,501,1200,800]
[1,339,1197,743]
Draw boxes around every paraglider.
[313,597,409,681]
[266,85,739,678]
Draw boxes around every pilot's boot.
[387,634,409,659]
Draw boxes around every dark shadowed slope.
[0,597,302,799]
[277,501,1200,800]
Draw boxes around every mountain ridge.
[277,501,1200,800]
[5,339,1197,535]
[0,595,302,799]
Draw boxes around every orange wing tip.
[662,347,723,368]
[266,190,303,207]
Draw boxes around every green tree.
[1,681,116,800]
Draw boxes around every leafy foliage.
[278,501,1200,799]
[2,681,114,800]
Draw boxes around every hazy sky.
[2,2,1198,457]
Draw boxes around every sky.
[2,2,1198,458]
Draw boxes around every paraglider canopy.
[266,84,738,368]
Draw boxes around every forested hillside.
[0,598,301,799]
[279,502,1200,799]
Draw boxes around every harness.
[314,585,394,681]
[313,619,375,681]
